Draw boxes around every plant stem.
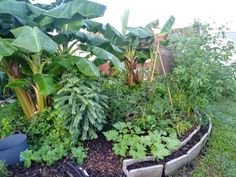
[157,40,173,107]
[150,49,157,82]
[32,84,46,112]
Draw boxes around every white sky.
[34,0,236,31]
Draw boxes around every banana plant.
[0,26,58,118]
[99,15,175,85]
[50,30,125,78]
[0,0,124,118]
[38,0,125,78]
[81,18,156,85]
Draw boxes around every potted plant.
[0,132,28,165]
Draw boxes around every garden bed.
[0,1,233,177]
[6,134,125,177]
[6,124,206,177]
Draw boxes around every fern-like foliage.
[54,76,108,142]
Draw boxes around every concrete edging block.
[187,141,202,164]
[208,123,212,134]
[122,156,155,171]
[164,154,188,176]
[180,125,201,147]
[200,132,209,148]
[125,164,163,177]
[123,156,163,177]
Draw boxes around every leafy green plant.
[103,76,173,124]
[174,118,192,136]
[104,122,180,160]
[0,161,9,177]
[0,118,13,139]
[54,75,108,141]
[22,144,86,168]
[169,22,236,116]
[0,101,24,138]
[71,147,87,165]
[20,109,86,167]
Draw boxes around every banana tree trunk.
[14,87,36,118]
[5,63,37,118]
[35,85,46,112]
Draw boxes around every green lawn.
[175,97,236,177]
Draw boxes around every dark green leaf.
[34,74,55,95]
[44,0,106,19]
[76,57,100,77]
[11,26,58,54]
[160,15,175,34]
[0,1,28,18]
[82,19,103,32]
[128,27,154,39]
[0,39,16,60]
[91,46,125,71]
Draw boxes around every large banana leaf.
[91,46,125,71]
[75,57,100,77]
[53,31,123,54]
[45,62,65,76]
[82,19,104,33]
[44,0,106,19]
[27,3,46,18]
[33,74,56,95]
[0,1,28,18]
[128,27,154,39]
[104,24,125,46]
[50,56,100,77]
[75,31,110,46]
[0,1,48,19]
[52,31,109,46]
[160,15,175,34]
[11,26,58,54]
[0,39,16,60]
[121,9,129,35]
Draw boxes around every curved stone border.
[123,123,212,177]
[180,125,201,147]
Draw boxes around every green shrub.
[54,76,108,141]
[0,161,9,177]
[170,22,236,114]
[103,75,173,124]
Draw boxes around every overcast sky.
[34,0,236,31]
